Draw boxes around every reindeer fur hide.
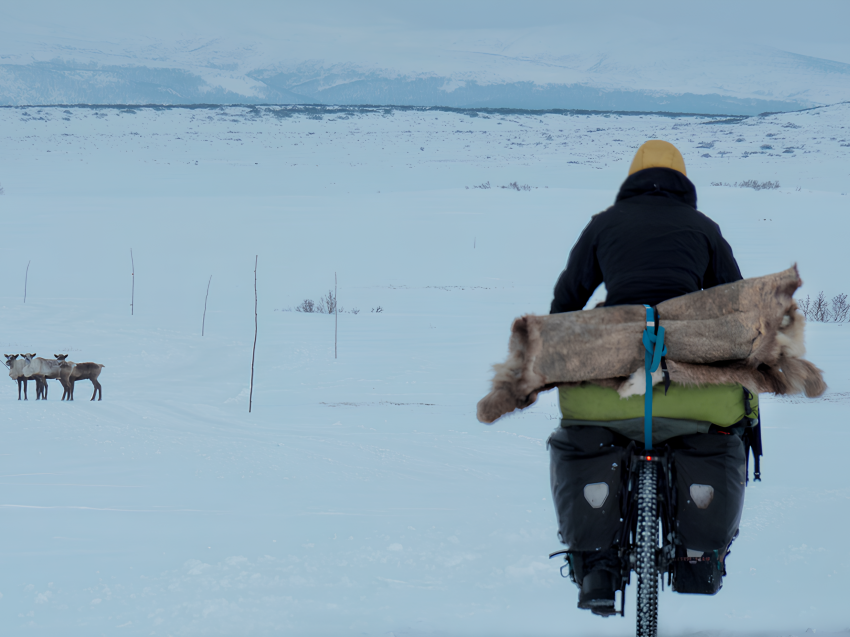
[477,266,826,424]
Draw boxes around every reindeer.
[5,354,43,400]
[59,360,104,401]
[17,354,48,399]
[23,354,69,400]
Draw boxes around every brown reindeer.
[59,360,104,401]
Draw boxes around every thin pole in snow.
[202,275,212,336]
[249,256,258,413]
[130,249,135,316]
[24,260,30,303]
[335,272,338,359]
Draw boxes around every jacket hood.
[616,167,698,209]
[628,140,687,176]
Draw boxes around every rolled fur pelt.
[477,266,826,424]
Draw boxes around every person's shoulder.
[691,208,725,235]
[581,207,620,236]
[590,204,621,223]
[692,208,720,226]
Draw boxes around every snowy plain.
[1,103,849,636]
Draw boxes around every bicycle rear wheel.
[635,460,659,637]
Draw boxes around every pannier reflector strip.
[689,484,715,509]
[583,483,609,508]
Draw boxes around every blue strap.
[642,305,667,450]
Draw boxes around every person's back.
[551,141,741,312]
[547,140,751,616]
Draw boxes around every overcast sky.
[5,0,850,64]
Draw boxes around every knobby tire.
[635,460,659,637]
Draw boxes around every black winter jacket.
[550,168,742,313]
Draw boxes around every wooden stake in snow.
[130,249,135,316]
[249,256,258,413]
[202,275,212,336]
[24,260,30,303]
[335,272,338,359]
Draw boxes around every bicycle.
[548,307,758,636]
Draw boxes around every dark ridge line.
[755,100,850,117]
[0,103,750,119]
[4,100,845,119]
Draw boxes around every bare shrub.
[831,293,849,322]
[296,299,316,313]
[372,306,383,313]
[738,179,780,190]
[811,291,830,322]
[473,181,491,189]
[297,292,354,314]
[710,180,780,190]
[797,294,811,320]
[316,289,337,314]
[501,182,532,191]
[0,182,4,195]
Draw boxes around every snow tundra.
[0,103,848,636]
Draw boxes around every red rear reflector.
[646,456,652,460]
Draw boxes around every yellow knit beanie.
[628,140,687,177]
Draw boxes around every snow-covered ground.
[1,103,849,635]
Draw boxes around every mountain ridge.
[2,25,848,113]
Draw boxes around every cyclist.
[548,140,752,615]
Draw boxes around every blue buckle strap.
[642,305,667,450]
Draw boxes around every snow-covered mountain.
[2,16,850,113]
